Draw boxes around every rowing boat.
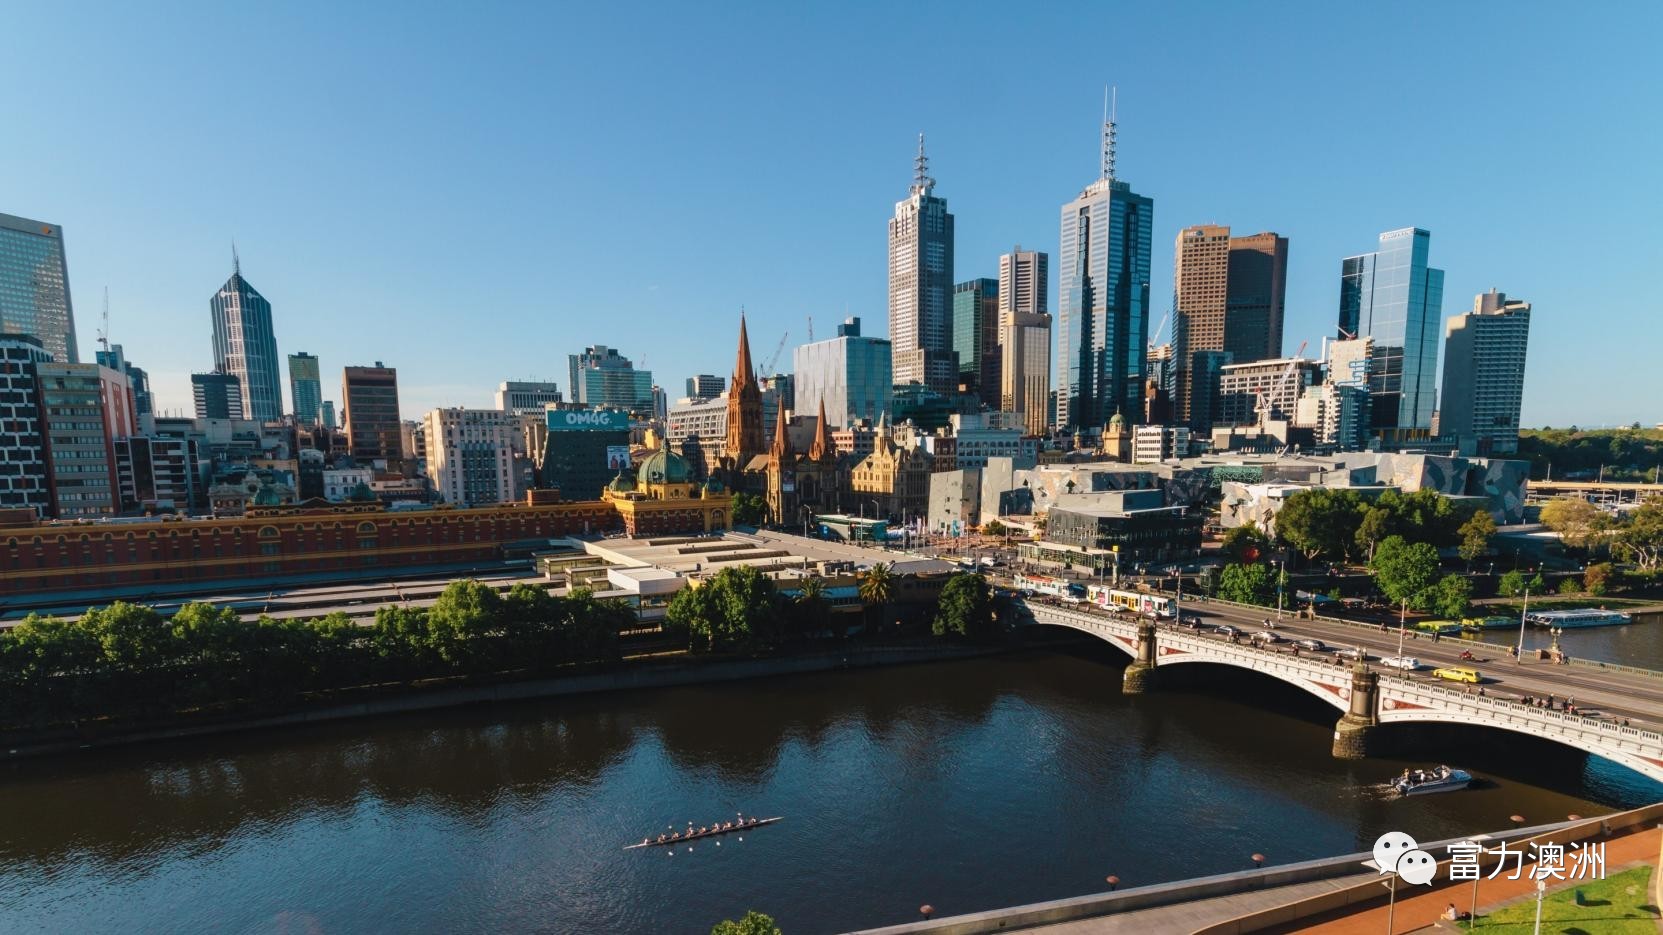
[624,817,783,850]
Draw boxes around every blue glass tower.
[1338,228,1444,438]
[210,251,282,422]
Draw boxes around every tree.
[1528,572,1547,594]
[426,579,504,667]
[731,492,768,526]
[1539,497,1607,551]
[666,567,780,652]
[1275,488,1363,563]
[1222,524,1269,564]
[1355,506,1394,563]
[1457,510,1497,568]
[711,911,783,935]
[1370,535,1441,611]
[1430,574,1471,618]
[982,520,1008,538]
[1498,569,1528,598]
[933,572,995,639]
[793,576,831,638]
[1557,576,1580,595]
[1217,562,1274,606]
[858,562,895,630]
[1613,497,1663,572]
[1584,562,1614,596]
[666,583,721,652]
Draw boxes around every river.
[2,645,1659,934]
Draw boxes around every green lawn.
[1461,866,1659,933]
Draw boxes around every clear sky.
[3,2,1658,428]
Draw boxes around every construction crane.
[762,332,788,375]
[96,287,110,353]
[807,314,814,343]
[1148,300,1172,348]
[1256,340,1309,428]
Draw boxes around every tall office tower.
[36,362,135,517]
[888,135,957,394]
[1057,94,1153,430]
[495,380,563,416]
[0,212,77,362]
[320,400,337,429]
[792,316,892,428]
[1338,228,1444,438]
[1439,289,1531,454]
[685,374,725,400]
[423,407,518,506]
[96,344,153,423]
[567,345,654,413]
[998,247,1048,319]
[191,371,245,420]
[210,251,282,421]
[342,363,404,467]
[0,335,52,515]
[951,278,999,401]
[288,352,322,424]
[994,247,1051,434]
[1171,225,1287,427]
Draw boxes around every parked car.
[1294,638,1328,652]
[1379,655,1422,671]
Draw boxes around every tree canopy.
[933,572,996,639]
[1370,535,1442,610]
[1539,497,1608,551]
[711,911,784,935]
[665,566,782,653]
[1218,562,1275,606]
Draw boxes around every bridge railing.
[1380,676,1663,744]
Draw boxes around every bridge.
[1021,599,1663,783]
[1528,479,1663,504]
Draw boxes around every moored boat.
[1526,608,1632,629]
[1391,765,1473,796]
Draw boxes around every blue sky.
[3,2,1658,428]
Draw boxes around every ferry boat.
[1461,616,1516,631]
[1526,608,1632,629]
[1391,765,1473,797]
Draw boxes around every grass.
[1460,866,1659,933]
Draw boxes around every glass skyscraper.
[1057,160,1153,430]
[888,136,957,394]
[951,278,998,403]
[289,351,322,424]
[0,212,77,363]
[792,316,891,428]
[211,257,282,422]
[1338,228,1444,437]
[567,345,654,414]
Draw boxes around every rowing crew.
[643,817,761,845]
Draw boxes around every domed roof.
[1107,408,1126,428]
[252,483,284,507]
[607,470,635,494]
[638,447,691,487]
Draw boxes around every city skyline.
[2,4,1659,426]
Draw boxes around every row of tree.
[1539,496,1663,572]
[1518,427,1663,482]
[1273,487,1494,566]
[0,581,632,731]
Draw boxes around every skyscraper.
[792,317,892,428]
[998,248,1051,436]
[343,363,403,467]
[96,344,153,423]
[1225,231,1288,364]
[951,278,999,402]
[888,135,957,394]
[1171,225,1287,427]
[289,351,322,424]
[210,251,282,421]
[36,362,135,517]
[1339,228,1444,438]
[1439,289,1531,454]
[566,345,654,413]
[191,371,245,420]
[685,375,725,400]
[1057,94,1153,430]
[0,335,52,515]
[0,212,77,362]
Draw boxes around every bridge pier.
[1332,661,1379,759]
[1123,620,1158,694]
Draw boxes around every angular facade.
[210,259,282,421]
[288,351,322,425]
[888,136,957,394]
[1338,228,1444,439]
[951,278,999,402]
[0,335,52,515]
[1439,289,1530,455]
[0,212,77,363]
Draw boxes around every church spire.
[732,310,755,387]
[769,395,792,463]
[723,310,766,471]
[809,398,836,462]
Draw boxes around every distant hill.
[1518,427,1663,482]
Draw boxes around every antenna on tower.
[232,240,241,276]
[913,133,934,192]
[97,287,110,353]
[1101,86,1118,182]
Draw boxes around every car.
[1432,666,1482,684]
[1379,655,1422,670]
[1337,646,1372,661]
[1179,613,1203,626]
[1294,638,1328,652]
[1252,630,1284,644]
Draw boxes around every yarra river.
[3,644,1661,934]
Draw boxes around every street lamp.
[1276,558,1286,619]
[1514,587,1532,664]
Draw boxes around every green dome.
[252,483,284,507]
[637,448,691,486]
[1108,408,1126,427]
[607,470,636,494]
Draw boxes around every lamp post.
[1275,558,1286,619]
[1397,597,1409,660]
[1515,587,1531,664]
[1532,878,1546,934]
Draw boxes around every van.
[1432,666,1481,684]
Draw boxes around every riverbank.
[1,636,1051,760]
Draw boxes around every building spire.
[809,398,835,462]
[733,310,754,384]
[912,133,934,194]
[1101,86,1118,182]
[769,394,792,463]
[232,240,241,277]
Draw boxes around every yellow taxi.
[1431,666,1482,684]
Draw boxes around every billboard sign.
[606,445,632,471]
[547,408,630,432]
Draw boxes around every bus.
[1015,573,1086,602]
[1086,585,1177,618]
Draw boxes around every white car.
[1252,629,1284,644]
[1380,655,1423,671]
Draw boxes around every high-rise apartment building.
[210,254,282,421]
[951,278,999,401]
[888,136,957,394]
[997,248,1051,436]
[96,345,152,425]
[36,362,135,517]
[1339,228,1444,438]
[494,380,563,416]
[342,363,403,467]
[1057,101,1152,430]
[320,400,337,430]
[0,212,77,363]
[114,436,202,512]
[1216,357,1321,427]
[1171,225,1287,427]
[567,345,654,413]
[792,316,892,428]
[423,408,518,506]
[288,352,322,424]
[0,335,52,515]
[1439,289,1531,455]
[191,371,245,420]
[685,375,725,400]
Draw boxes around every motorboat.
[1391,765,1473,796]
